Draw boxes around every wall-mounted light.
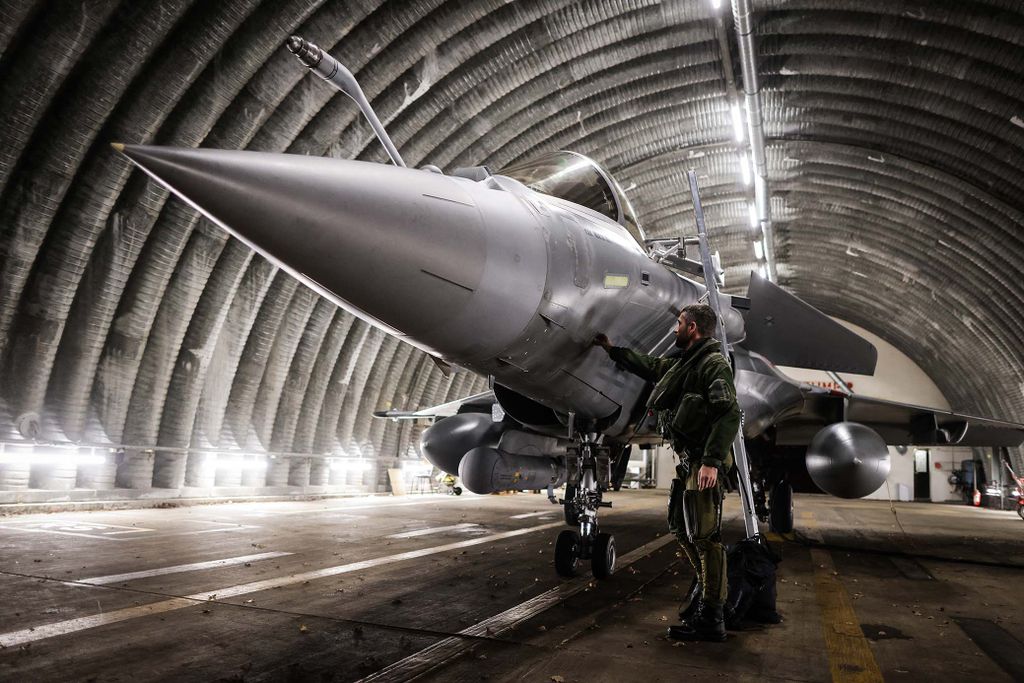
[330,459,372,472]
[216,454,267,471]
[748,203,758,228]
[401,459,433,477]
[758,263,767,279]
[0,445,105,466]
[753,239,764,260]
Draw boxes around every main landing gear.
[753,476,794,534]
[554,435,616,579]
[748,438,795,535]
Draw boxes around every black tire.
[1018,504,1024,521]
[591,532,616,579]
[453,487,462,496]
[563,484,577,526]
[769,481,794,533]
[555,530,580,577]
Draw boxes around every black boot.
[667,602,727,642]
[678,578,702,623]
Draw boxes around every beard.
[674,331,693,349]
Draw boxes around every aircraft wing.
[372,391,496,420]
[775,388,1024,447]
[741,273,878,375]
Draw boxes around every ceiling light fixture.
[739,152,751,185]
[731,103,745,142]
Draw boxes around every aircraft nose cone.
[114,144,492,355]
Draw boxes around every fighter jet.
[112,37,1024,579]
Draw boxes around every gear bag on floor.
[724,537,782,628]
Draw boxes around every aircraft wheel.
[555,530,581,577]
[591,532,616,579]
[770,481,794,533]
[1017,505,1024,522]
[453,486,462,496]
[563,484,577,525]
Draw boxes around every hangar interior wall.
[0,1,1022,502]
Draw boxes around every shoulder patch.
[708,377,733,405]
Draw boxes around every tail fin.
[740,273,877,374]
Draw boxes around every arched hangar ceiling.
[0,0,1021,482]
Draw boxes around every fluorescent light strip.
[731,103,745,142]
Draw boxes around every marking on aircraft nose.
[421,192,474,207]
[419,269,475,292]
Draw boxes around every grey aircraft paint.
[111,140,1024,503]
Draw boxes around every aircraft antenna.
[687,169,761,538]
[287,36,407,168]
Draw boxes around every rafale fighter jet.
[112,37,1024,579]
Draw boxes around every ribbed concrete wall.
[0,0,1020,495]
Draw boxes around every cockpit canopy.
[499,151,645,247]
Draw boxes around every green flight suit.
[608,338,741,606]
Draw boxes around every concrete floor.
[0,491,1022,682]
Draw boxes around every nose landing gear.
[554,435,616,579]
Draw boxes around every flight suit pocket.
[671,392,707,440]
[667,478,686,536]
[649,364,688,411]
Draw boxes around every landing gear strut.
[769,480,794,533]
[555,434,616,579]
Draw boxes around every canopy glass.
[500,151,645,246]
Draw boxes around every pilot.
[594,303,740,642]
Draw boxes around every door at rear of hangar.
[914,449,930,500]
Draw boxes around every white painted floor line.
[359,533,677,683]
[0,521,562,648]
[190,519,248,525]
[102,529,149,535]
[509,511,557,519]
[77,552,294,586]
[387,523,479,539]
[244,497,465,517]
[144,525,260,538]
[0,526,125,542]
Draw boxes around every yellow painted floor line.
[805,515,884,683]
